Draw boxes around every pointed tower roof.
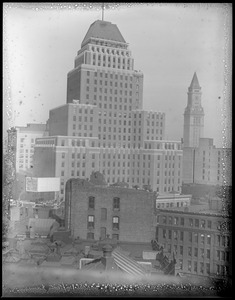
[81,20,126,47]
[189,72,201,89]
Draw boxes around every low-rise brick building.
[65,172,156,243]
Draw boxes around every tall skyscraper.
[33,20,183,201]
[183,72,204,148]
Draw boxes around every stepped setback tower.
[33,20,183,201]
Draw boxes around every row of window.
[87,215,120,230]
[61,170,85,177]
[156,201,188,209]
[161,229,212,245]
[90,60,131,70]
[91,87,133,96]
[93,95,134,104]
[73,116,93,122]
[72,108,93,115]
[89,79,133,88]
[88,197,120,210]
[161,215,212,229]
[20,138,35,143]
[87,232,119,240]
[168,244,212,259]
[95,103,133,110]
[92,54,131,64]
[180,260,211,275]
[73,124,93,131]
[89,46,129,57]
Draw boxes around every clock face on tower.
[194,95,199,106]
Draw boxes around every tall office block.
[33,20,183,201]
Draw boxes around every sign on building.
[26,177,60,192]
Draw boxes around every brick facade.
[65,175,156,243]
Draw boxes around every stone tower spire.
[183,72,204,148]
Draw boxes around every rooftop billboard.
[26,177,60,192]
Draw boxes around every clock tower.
[183,72,204,148]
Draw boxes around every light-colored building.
[7,124,47,173]
[183,138,232,186]
[33,19,183,201]
[182,73,231,187]
[156,193,191,209]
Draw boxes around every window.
[188,261,192,272]
[188,247,192,257]
[221,236,225,247]
[180,231,184,241]
[113,216,119,230]
[113,197,120,210]
[207,220,212,229]
[162,216,167,224]
[207,235,211,245]
[87,215,94,229]
[168,217,172,224]
[200,248,204,258]
[88,196,95,209]
[206,263,210,275]
[200,262,204,274]
[101,208,107,221]
[221,251,225,261]
[194,233,198,243]
[195,219,199,227]
[174,217,179,225]
[201,234,205,244]
[217,235,221,246]
[207,249,210,259]
[112,234,119,240]
[194,247,198,257]
[174,231,178,241]
[180,246,183,255]
[87,232,94,240]
[194,262,198,273]
[189,218,193,227]
[216,250,220,261]
[189,232,192,243]
[180,218,184,226]
[201,220,206,228]
[163,229,166,239]
[168,230,172,239]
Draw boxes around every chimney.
[102,244,113,257]
[101,244,117,271]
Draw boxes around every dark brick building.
[155,203,232,280]
[65,172,156,243]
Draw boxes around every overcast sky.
[3,3,232,147]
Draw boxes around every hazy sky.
[3,3,232,147]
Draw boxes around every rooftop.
[81,20,126,47]
[189,72,201,89]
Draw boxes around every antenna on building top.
[102,3,104,21]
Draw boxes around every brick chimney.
[101,244,118,271]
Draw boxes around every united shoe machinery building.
[33,19,183,202]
